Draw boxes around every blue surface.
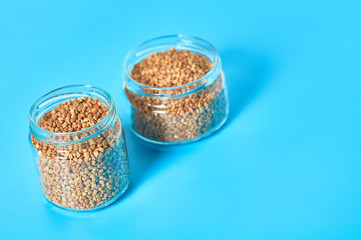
[1,0,361,239]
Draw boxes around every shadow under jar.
[123,35,229,144]
[29,85,130,211]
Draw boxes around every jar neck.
[123,34,222,98]
[29,85,117,145]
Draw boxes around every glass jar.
[123,35,229,144]
[28,85,130,211]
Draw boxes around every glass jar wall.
[29,85,130,211]
[123,35,229,144]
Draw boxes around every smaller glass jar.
[123,35,229,144]
[29,85,130,211]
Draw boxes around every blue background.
[1,0,361,239]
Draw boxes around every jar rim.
[29,84,116,144]
[122,34,221,93]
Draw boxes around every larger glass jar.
[29,85,130,211]
[123,35,229,144]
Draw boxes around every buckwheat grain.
[126,48,227,142]
[31,96,129,210]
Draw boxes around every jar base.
[43,179,130,212]
[131,112,228,145]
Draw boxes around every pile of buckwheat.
[126,47,227,142]
[31,96,129,210]
[38,97,108,132]
[131,47,213,88]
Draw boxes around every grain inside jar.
[30,96,129,210]
[125,46,228,143]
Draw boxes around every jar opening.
[29,85,116,145]
[123,34,221,98]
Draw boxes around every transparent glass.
[123,35,229,144]
[29,85,130,211]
